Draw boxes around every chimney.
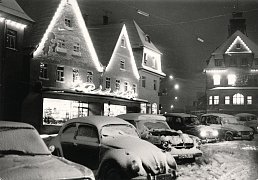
[103,15,108,25]
[228,11,247,37]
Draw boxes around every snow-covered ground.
[177,135,258,180]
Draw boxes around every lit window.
[57,39,66,48]
[64,18,72,27]
[225,96,230,104]
[106,77,110,89]
[133,84,137,93]
[39,63,48,79]
[209,96,213,105]
[215,59,223,67]
[56,66,64,81]
[142,76,146,88]
[86,71,93,83]
[72,69,79,82]
[213,75,221,85]
[73,43,80,52]
[6,28,17,49]
[214,96,219,105]
[233,93,244,105]
[120,60,125,70]
[153,79,157,90]
[124,82,128,92]
[247,96,252,105]
[121,36,126,48]
[228,74,236,85]
[115,80,120,90]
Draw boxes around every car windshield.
[101,124,139,138]
[139,120,170,131]
[0,127,51,156]
[184,117,200,125]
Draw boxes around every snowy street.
[177,134,258,180]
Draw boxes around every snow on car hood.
[210,124,253,131]
[0,155,91,180]
[102,135,169,174]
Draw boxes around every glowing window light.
[227,74,236,85]
[225,36,252,54]
[213,74,221,85]
[233,93,244,105]
[106,24,140,80]
[225,96,230,105]
[209,96,213,105]
[33,0,103,72]
[205,69,227,73]
[251,69,258,72]
[214,96,219,105]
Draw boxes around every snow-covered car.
[48,116,177,180]
[117,113,203,161]
[0,121,95,180]
[200,113,254,141]
[164,113,219,143]
[235,113,258,133]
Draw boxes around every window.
[233,93,244,105]
[39,63,48,79]
[236,43,241,49]
[124,82,128,92]
[141,76,146,88]
[213,75,221,85]
[133,84,137,93]
[64,18,72,27]
[106,77,110,89]
[145,35,151,43]
[78,102,88,117]
[214,96,219,105]
[225,96,230,104]
[73,43,80,52]
[120,60,125,70]
[72,69,79,82]
[57,66,64,82]
[121,36,126,47]
[215,59,223,67]
[61,123,76,140]
[227,74,236,85]
[76,125,98,142]
[115,80,120,90]
[209,96,213,105]
[230,58,237,66]
[143,53,147,65]
[86,71,93,83]
[247,96,252,105]
[153,80,157,90]
[6,29,17,49]
[57,39,66,48]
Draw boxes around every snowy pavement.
[177,134,258,180]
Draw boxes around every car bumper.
[200,137,219,143]
[234,134,254,140]
[131,173,175,180]
[171,148,203,159]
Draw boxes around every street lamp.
[170,105,174,109]
[169,75,174,80]
[174,84,179,90]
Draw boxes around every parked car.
[117,113,203,161]
[48,116,177,180]
[164,113,219,143]
[0,121,95,180]
[200,113,254,141]
[235,113,258,133]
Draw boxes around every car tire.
[99,161,128,180]
[225,133,233,141]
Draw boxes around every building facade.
[204,12,258,115]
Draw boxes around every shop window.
[6,28,17,49]
[153,79,157,90]
[39,63,48,79]
[86,71,93,83]
[227,74,236,85]
[247,96,252,105]
[152,103,157,114]
[115,80,120,90]
[106,77,111,89]
[121,36,126,48]
[120,60,125,70]
[72,69,79,82]
[57,66,64,82]
[225,96,230,105]
[233,93,244,105]
[215,59,223,67]
[142,76,146,88]
[124,82,128,92]
[214,96,219,105]
[78,102,88,117]
[213,75,220,85]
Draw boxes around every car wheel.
[99,162,128,180]
[225,133,233,141]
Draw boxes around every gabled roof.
[0,0,33,22]
[212,30,258,59]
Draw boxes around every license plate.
[155,174,172,180]
[178,154,193,159]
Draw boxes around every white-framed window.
[225,96,230,105]
[72,69,79,82]
[214,96,219,105]
[57,39,66,48]
[39,63,48,79]
[153,79,157,90]
[228,74,236,85]
[6,28,17,49]
[213,74,221,85]
[124,82,128,92]
[143,53,147,65]
[56,66,64,82]
[121,36,126,48]
[133,84,137,93]
[64,18,72,27]
[115,80,120,91]
[233,93,244,105]
[106,77,111,89]
[86,71,93,83]
[247,96,252,105]
[120,60,125,70]
[73,43,80,52]
[142,76,146,88]
[209,96,213,105]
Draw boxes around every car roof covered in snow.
[235,113,257,117]
[63,116,132,129]
[163,113,197,118]
[201,113,235,118]
[0,121,34,129]
[117,113,166,121]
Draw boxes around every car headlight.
[200,130,207,137]
[212,130,219,136]
[129,160,140,173]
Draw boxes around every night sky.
[17,0,258,110]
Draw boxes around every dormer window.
[145,34,151,43]
[64,18,72,27]
[236,43,241,49]
[121,36,126,48]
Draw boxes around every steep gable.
[33,0,103,72]
[225,36,252,54]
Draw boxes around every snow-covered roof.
[201,113,235,118]
[164,113,197,118]
[0,121,34,128]
[117,113,166,121]
[210,87,258,90]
